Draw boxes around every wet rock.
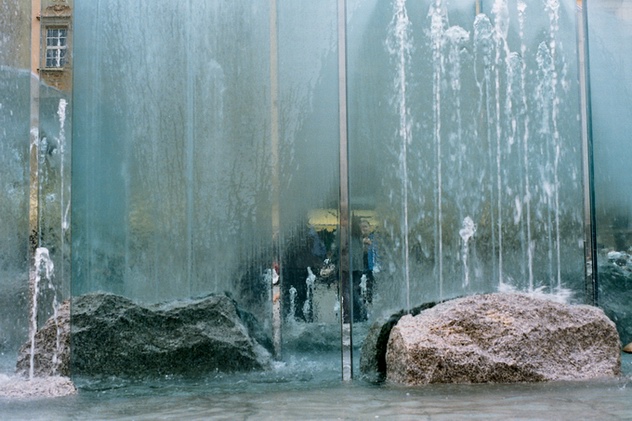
[386,293,621,385]
[17,292,272,377]
[624,343,632,354]
[598,253,632,345]
[359,301,442,382]
[359,321,391,382]
[16,300,71,377]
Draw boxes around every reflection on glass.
[0,0,32,371]
[588,0,632,348]
[348,0,584,326]
[72,0,341,369]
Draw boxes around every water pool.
[1,353,631,420]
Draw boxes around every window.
[45,27,68,68]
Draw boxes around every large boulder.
[385,293,621,385]
[17,292,273,377]
[360,301,441,382]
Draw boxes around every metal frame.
[577,0,598,306]
[337,0,353,381]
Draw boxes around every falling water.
[460,216,476,288]
[516,0,535,291]
[29,247,54,379]
[473,13,497,286]
[359,273,368,302]
[386,0,413,310]
[444,23,470,288]
[288,285,297,324]
[445,23,469,188]
[185,1,194,296]
[428,0,448,299]
[57,98,68,293]
[492,0,509,285]
[536,42,556,290]
[380,0,580,301]
[302,267,316,321]
[0,0,596,395]
[545,0,563,292]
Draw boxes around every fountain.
[1,0,632,417]
[347,0,585,319]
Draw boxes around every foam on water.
[0,374,76,399]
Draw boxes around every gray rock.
[16,300,71,377]
[386,293,622,385]
[17,292,272,377]
[598,257,632,345]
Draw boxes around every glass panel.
[276,0,341,357]
[587,0,632,347]
[73,0,272,300]
[0,0,72,378]
[347,0,585,365]
[35,81,72,341]
[72,0,340,375]
[46,50,56,68]
[0,0,31,373]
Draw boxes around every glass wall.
[1,0,607,380]
[587,0,632,346]
[0,0,72,375]
[0,0,31,370]
[347,0,585,326]
[72,0,341,364]
[344,0,586,367]
[72,0,587,378]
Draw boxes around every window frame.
[44,25,69,69]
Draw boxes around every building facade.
[33,0,73,91]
